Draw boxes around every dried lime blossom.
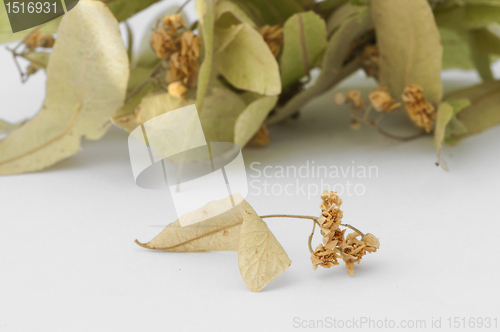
[311,243,340,270]
[260,25,283,58]
[24,31,55,50]
[308,191,380,276]
[361,44,379,78]
[402,84,436,133]
[169,31,200,87]
[248,124,270,147]
[368,87,401,112]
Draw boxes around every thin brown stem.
[308,221,316,253]
[260,214,319,222]
[340,223,364,237]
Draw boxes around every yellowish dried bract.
[402,84,436,133]
[368,87,401,112]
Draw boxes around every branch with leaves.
[1,0,500,174]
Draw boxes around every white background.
[1,1,499,331]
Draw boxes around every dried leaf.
[267,5,371,124]
[20,52,50,70]
[0,120,23,136]
[238,200,291,292]
[215,23,281,96]
[234,96,278,148]
[280,11,327,88]
[135,92,194,125]
[444,80,500,141]
[371,0,443,106]
[434,99,470,169]
[434,1,500,30]
[440,28,474,70]
[232,0,302,26]
[0,0,128,174]
[106,0,161,22]
[136,195,244,252]
[215,1,256,27]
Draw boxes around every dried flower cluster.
[402,84,436,133]
[368,87,401,112]
[260,25,284,58]
[311,190,379,275]
[24,30,55,50]
[151,14,201,97]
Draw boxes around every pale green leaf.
[371,0,443,105]
[444,81,500,140]
[200,86,247,143]
[280,11,327,88]
[238,199,291,292]
[234,96,278,148]
[434,1,500,30]
[215,23,281,96]
[440,28,474,70]
[267,5,371,124]
[0,1,129,175]
[232,0,302,25]
[215,1,256,27]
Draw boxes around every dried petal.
[368,87,401,112]
[402,84,436,133]
[260,25,283,58]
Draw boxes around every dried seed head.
[402,84,436,133]
[168,81,187,98]
[162,14,186,35]
[260,25,283,58]
[311,244,341,270]
[368,87,401,112]
[334,92,347,105]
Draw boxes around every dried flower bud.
[334,92,347,105]
[151,29,177,59]
[311,243,340,270]
[260,25,283,58]
[168,81,187,98]
[346,90,364,109]
[249,124,270,146]
[24,31,40,50]
[402,84,436,133]
[36,34,55,48]
[361,44,379,78]
[162,14,185,35]
[368,87,401,112]
[361,233,380,252]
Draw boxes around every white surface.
[1,1,500,331]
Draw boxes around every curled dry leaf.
[0,0,129,175]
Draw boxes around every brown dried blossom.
[311,243,341,270]
[260,25,283,58]
[346,90,364,109]
[151,29,178,59]
[361,44,379,78]
[169,31,200,86]
[402,84,436,133]
[168,81,187,98]
[24,31,55,50]
[368,87,401,112]
[249,124,270,147]
[162,14,185,35]
[340,232,379,276]
[320,190,343,211]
